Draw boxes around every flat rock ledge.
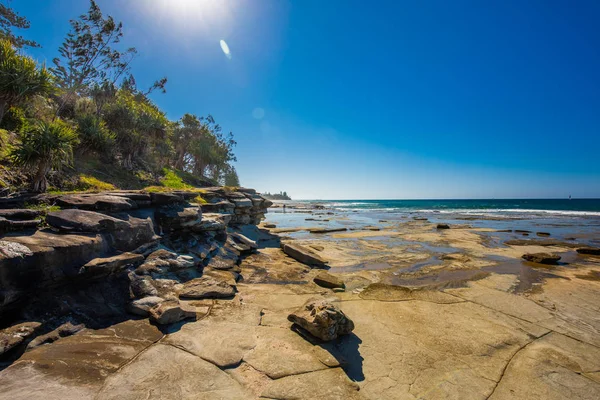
[522,252,561,265]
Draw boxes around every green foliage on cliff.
[0,1,240,193]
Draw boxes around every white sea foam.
[413,209,600,217]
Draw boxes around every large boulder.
[281,242,328,267]
[0,321,41,356]
[522,252,561,265]
[127,296,165,317]
[46,209,130,233]
[149,300,196,325]
[178,276,236,299]
[288,299,354,341]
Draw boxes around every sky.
[12,0,600,199]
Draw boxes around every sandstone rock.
[314,271,345,289]
[178,276,236,299]
[0,216,41,233]
[79,252,144,277]
[56,194,136,211]
[577,247,600,255]
[281,242,328,267]
[155,205,202,232]
[288,299,354,341]
[200,200,235,213]
[191,212,228,232]
[129,274,159,297]
[522,252,561,265]
[309,245,324,252]
[46,209,130,232]
[437,223,450,229]
[149,192,184,205]
[148,300,196,325]
[0,321,41,356]
[126,296,164,316]
[0,209,41,220]
[26,322,85,349]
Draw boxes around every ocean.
[300,199,600,217]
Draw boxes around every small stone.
[522,253,561,265]
[437,224,450,230]
[149,300,196,325]
[536,232,551,237]
[313,272,345,289]
[288,299,354,341]
[264,223,276,228]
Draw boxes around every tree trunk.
[31,161,50,193]
[0,101,7,127]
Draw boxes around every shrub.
[78,174,116,191]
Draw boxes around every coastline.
[0,192,598,399]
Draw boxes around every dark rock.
[0,209,41,220]
[288,299,354,341]
[46,209,130,233]
[522,253,561,265]
[308,227,347,234]
[149,300,196,325]
[515,230,531,234]
[413,217,428,221]
[0,321,42,356]
[0,217,41,233]
[437,224,450,230]
[281,242,328,267]
[576,247,600,255]
[56,194,136,211]
[129,274,159,298]
[155,205,202,232]
[192,213,229,232]
[149,192,184,205]
[314,272,345,289]
[536,232,551,237]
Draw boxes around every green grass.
[160,168,193,189]
[24,203,61,212]
[191,195,207,204]
[78,175,117,191]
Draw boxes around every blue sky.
[14,0,600,199]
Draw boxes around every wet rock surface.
[522,252,561,264]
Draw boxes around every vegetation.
[0,1,240,194]
[263,191,291,200]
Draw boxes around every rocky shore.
[1,195,599,399]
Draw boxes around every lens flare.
[220,40,231,59]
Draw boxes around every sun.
[147,0,233,33]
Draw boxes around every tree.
[223,166,240,187]
[0,39,53,124]
[51,0,136,107]
[10,120,78,192]
[0,2,39,49]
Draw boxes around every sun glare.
[149,0,232,33]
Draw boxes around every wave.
[416,209,600,217]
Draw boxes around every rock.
[437,223,450,229]
[155,205,202,232]
[314,271,345,289]
[522,252,561,265]
[191,213,228,232]
[0,217,41,233]
[129,274,159,297]
[229,232,258,253]
[178,276,236,299]
[281,242,328,267]
[536,232,551,237]
[127,296,165,316]
[0,321,41,356]
[577,247,600,255]
[413,217,428,221]
[26,322,85,350]
[80,252,144,277]
[149,192,184,205]
[309,245,325,252]
[46,209,129,232]
[0,209,41,220]
[149,300,196,325]
[309,227,347,234]
[56,194,136,211]
[264,224,276,228]
[288,299,354,341]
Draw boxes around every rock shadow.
[322,333,365,382]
